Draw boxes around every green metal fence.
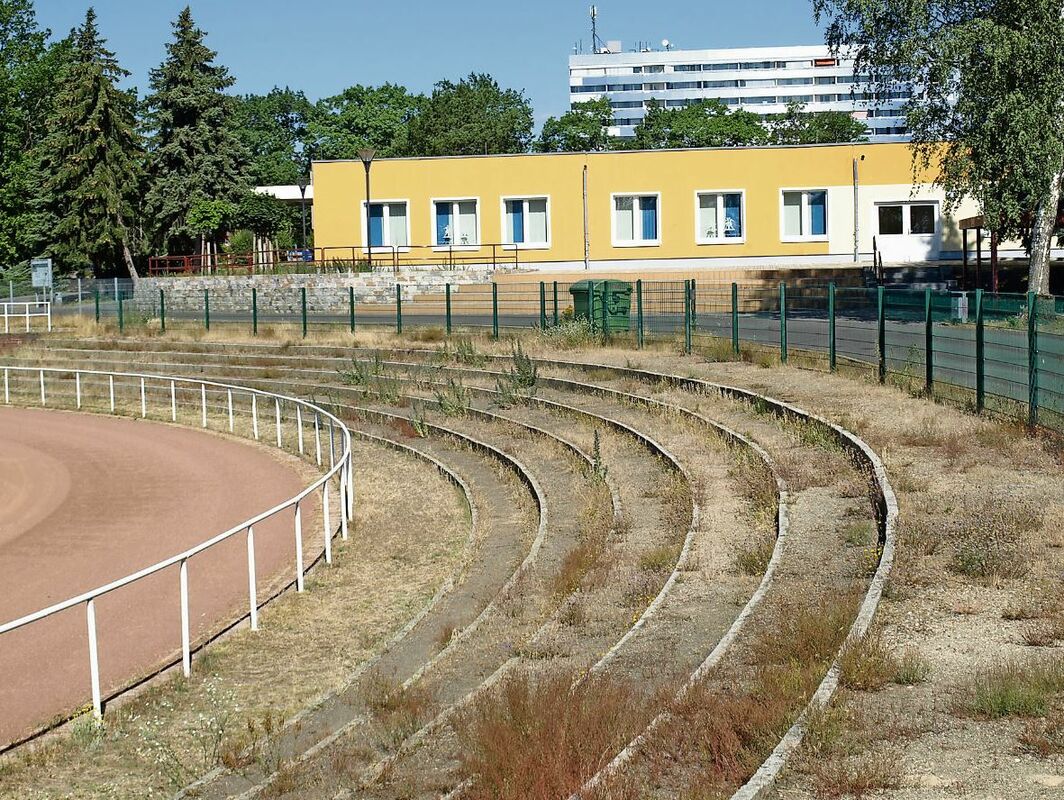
[83,278,1064,435]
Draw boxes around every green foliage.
[407,73,534,156]
[434,378,471,416]
[186,199,234,238]
[814,0,1064,278]
[766,101,868,145]
[309,83,423,160]
[142,6,250,254]
[631,99,769,149]
[232,87,314,185]
[537,98,616,152]
[234,191,289,238]
[37,8,143,277]
[495,340,539,407]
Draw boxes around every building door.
[875,201,940,262]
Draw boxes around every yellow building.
[311,142,979,272]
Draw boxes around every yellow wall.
[312,142,932,265]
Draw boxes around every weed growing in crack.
[435,378,471,417]
[839,631,931,691]
[733,539,775,576]
[451,337,485,367]
[410,404,430,438]
[590,429,608,483]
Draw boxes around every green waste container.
[569,279,633,332]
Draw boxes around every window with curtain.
[504,198,549,246]
[434,200,479,246]
[697,192,744,242]
[613,194,659,245]
[366,202,409,248]
[781,190,829,239]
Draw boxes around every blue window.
[614,194,660,245]
[434,199,478,247]
[435,202,451,246]
[697,192,744,242]
[366,202,408,248]
[809,191,827,236]
[782,190,829,239]
[368,204,385,247]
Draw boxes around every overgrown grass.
[733,539,774,577]
[454,670,659,800]
[949,502,1041,580]
[965,658,1064,718]
[839,631,930,691]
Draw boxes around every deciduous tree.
[814,0,1064,294]
[233,87,315,186]
[536,98,616,152]
[308,83,423,160]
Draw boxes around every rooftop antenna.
[590,6,605,53]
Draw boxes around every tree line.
[0,1,871,280]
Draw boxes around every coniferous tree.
[143,6,249,255]
[37,8,142,278]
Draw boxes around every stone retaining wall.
[133,269,495,313]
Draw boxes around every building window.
[364,201,409,248]
[878,203,937,235]
[697,192,744,243]
[433,199,479,247]
[613,194,660,246]
[503,197,549,247]
[781,190,828,240]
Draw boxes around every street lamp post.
[297,177,309,251]
[357,148,376,270]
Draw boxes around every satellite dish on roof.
[662,39,672,51]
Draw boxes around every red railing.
[147,244,523,277]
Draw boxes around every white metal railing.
[1,301,51,333]
[0,364,353,727]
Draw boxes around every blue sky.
[35,1,825,125]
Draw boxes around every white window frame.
[611,192,662,248]
[876,201,939,236]
[360,199,411,252]
[430,197,481,251]
[694,189,746,245]
[500,195,552,250]
[779,188,830,242]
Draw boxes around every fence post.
[600,282,609,343]
[683,280,692,355]
[1028,291,1038,428]
[95,288,100,324]
[491,282,499,340]
[301,287,308,338]
[924,287,933,395]
[877,286,886,384]
[118,294,124,332]
[552,281,559,325]
[204,289,210,331]
[828,282,837,372]
[779,282,788,364]
[539,281,547,331]
[445,283,452,335]
[975,289,985,413]
[636,279,644,349]
[252,287,258,335]
[395,283,402,334]
[731,282,739,355]
[349,286,356,333]
[160,289,166,333]
[690,278,697,332]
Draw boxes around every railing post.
[301,287,308,338]
[294,502,305,592]
[975,289,985,413]
[76,371,82,408]
[200,383,207,428]
[539,281,547,331]
[86,599,102,720]
[731,282,739,355]
[160,289,166,334]
[322,482,332,565]
[275,397,283,447]
[552,281,559,326]
[171,380,177,421]
[314,412,322,466]
[252,287,258,335]
[877,286,886,384]
[779,282,788,364]
[445,283,452,335]
[1028,291,1038,428]
[140,378,146,417]
[339,466,349,540]
[296,405,304,454]
[246,527,258,630]
[227,388,234,432]
[252,393,259,440]
[204,289,210,331]
[636,279,644,349]
[179,558,191,676]
[492,282,499,339]
[683,280,692,355]
[109,374,115,412]
[924,287,934,395]
[349,286,356,333]
[828,282,837,372]
[395,283,402,334]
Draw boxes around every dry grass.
[363,674,436,748]
[732,539,774,577]
[964,657,1064,718]
[1019,709,1064,757]
[839,631,931,691]
[454,670,659,800]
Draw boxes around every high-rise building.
[568,44,910,143]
